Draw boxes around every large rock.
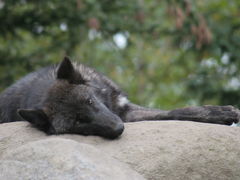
[0,138,144,180]
[0,121,240,180]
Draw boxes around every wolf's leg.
[123,103,239,125]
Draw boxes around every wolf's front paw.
[203,105,239,125]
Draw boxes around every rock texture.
[0,138,144,180]
[0,121,240,180]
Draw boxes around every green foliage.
[0,0,239,110]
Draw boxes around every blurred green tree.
[0,0,239,109]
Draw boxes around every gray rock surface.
[0,138,144,180]
[0,121,240,180]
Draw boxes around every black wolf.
[0,57,239,139]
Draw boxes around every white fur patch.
[117,96,129,107]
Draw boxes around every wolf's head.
[17,57,124,139]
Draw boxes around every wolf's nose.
[108,123,124,139]
[115,123,124,135]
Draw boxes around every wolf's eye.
[87,98,93,105]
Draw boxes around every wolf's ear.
[57,57,85,84]
[57,56,74,80]
[17,109,51,132]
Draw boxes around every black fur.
[0,57,239,139]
